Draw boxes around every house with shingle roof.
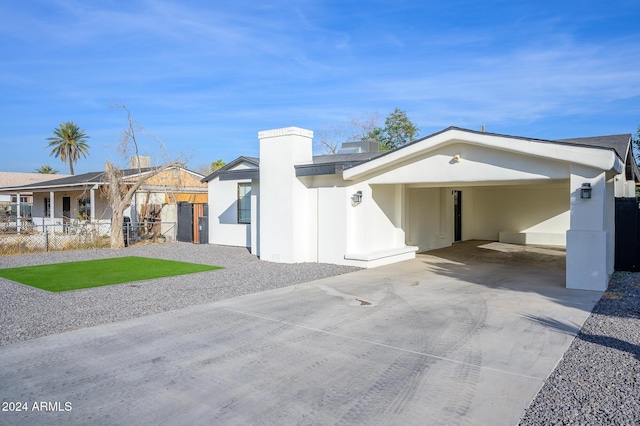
[0,172,70,203]
[203,126,639,292]
[0,159,207,233]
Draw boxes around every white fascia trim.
[343,129,623,181]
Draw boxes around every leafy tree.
[46,122,90,175]
[34,164,59,174]
[365,108,420,151]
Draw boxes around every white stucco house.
[203,126,638,292]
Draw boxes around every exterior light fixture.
[453,154,461,163]
[351,191,363,206]
[580,183,592,199]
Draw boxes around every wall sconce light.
[580,183,592,199]
[453,154,461,163]
[351,191,363,206]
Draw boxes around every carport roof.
[343,126,626,180]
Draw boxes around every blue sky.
[1,0,639,174]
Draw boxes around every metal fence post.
[45,224,49,252]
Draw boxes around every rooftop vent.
[336,140,378,154]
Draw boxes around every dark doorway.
[62,196,71,225]
[177,202,193,242]
[453,190,462,242]
[615,197,640,271]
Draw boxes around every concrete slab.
[0,241,601,425]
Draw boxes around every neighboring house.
[0,159,207,232]
[203,126,639,292]
[0,172,71,204]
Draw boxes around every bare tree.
[315,111,381,154]
[103,104,184,249]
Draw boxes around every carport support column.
[258,127,313,263]
[566,165,612,291]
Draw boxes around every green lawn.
[0,256,222,292]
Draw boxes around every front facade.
[0,172,71,215]
[208,126,636,292]
[0,166,207,232]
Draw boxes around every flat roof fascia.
[218,169,260,181]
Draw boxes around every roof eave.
[343,128,624,181]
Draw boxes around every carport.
[205,126,633,291]
[343,128,625,291]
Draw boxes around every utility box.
[198,216,208,244]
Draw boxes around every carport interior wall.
[404,183,570,252]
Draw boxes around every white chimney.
[130,156,151,169]
[258,127,313,263]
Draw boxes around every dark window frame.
[237,183,251,224]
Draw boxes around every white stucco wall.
[316,187,349,264]
[345,184,405,255]
[405,187,446,251]
[207,176,251,247]
[566,164,614,291]
[470,183,570,243]
[405,187,474,251]
[363,143,571,185]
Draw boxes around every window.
[78,197,91,220]
[237,183,251,224]
[44,198,50,217]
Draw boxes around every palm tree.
[210,159,226,172]
[46,122,90,175]
[34,164,59,174]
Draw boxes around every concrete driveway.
[0,241,601,425]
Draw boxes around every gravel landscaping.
[0,242,359,346]
[520,271,640,425]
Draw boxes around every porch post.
[90,185,97,222]
[16,192,21,233]
[566,164,611,291]
[49,191,55,223]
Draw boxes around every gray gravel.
[0,242,359,346]
[520,271,640,425]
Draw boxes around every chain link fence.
[0,221,176,256]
